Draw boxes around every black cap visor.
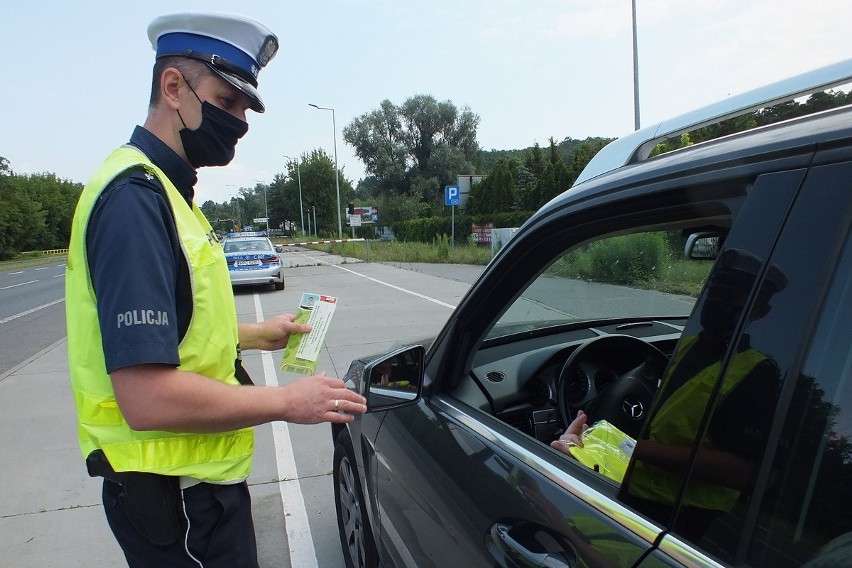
[157,49,265,113]
[206,63,265,113]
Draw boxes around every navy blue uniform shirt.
[86,126,197,373]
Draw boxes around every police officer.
[65,13,367,567]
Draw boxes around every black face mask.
[177,83,249,168]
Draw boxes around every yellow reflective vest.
[66,146,253,482]
[628,335,768,511]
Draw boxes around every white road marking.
[253,294,319,568]
[303,254,457,309]
[0,298,65,324]
[1,280,38,290]
[8,271,24,275]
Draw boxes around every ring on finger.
[334,399,339,411]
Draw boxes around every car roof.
[574,58,852,186]
[528,79,852,229]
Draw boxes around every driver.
[553,248,786,540]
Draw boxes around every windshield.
[224,239,273,253]
[487,230,713,340]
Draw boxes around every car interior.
[452,222,719,449]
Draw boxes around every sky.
[2,0,851,205]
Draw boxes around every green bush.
[392,211,534,244]
[555,233,670,285]
[587,233,669,284]
[319,237,493,265]
[434,234,451,260]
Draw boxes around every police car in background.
[222,232,285,290]
[332,59,852,568]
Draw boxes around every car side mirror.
[685,232,722,260]
[364,345,425,411]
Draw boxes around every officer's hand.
[280,373,367,424]
[551,410,588,456]
[241,314,311,351]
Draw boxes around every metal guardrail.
[277,238,366,247]
[275,238,371,263]
[18,249,69,256]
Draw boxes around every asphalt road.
[0,249,484,567]
[0,259,68,375]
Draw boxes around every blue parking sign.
[445,185,460,206]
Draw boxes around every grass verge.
[311,237,494,265]
[310,239,709,297]
[0,253,68,273]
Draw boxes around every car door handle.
[487,521,576,568]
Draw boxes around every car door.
[636,159,852,567]
[373,389,659,568]
[370,163,812,567]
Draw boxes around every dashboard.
[456,318,687,443]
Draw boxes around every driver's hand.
[551,410,589,456]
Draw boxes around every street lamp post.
[255,180,269,233]
[308,103,342,239]
[225,184,240,229]
[632,0,640,131]
[283,155,304,236]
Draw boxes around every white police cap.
[148,12,279,113]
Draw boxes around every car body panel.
[373,395,662,567]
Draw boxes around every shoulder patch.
[112,166,165,196]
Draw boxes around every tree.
[0,159,82,258]
[524,142,545,181]
[271,149,353,237]
[199,150,353,237]
[199,200,237,232]
[515,165,539,211]
[344,94,481,208]
[568,138,610,185]
[239,183,267,227]
[17,173,81,249]
[344,99,409,193]
[537,138,573,207]
[377,187,429,227]
[469,158,515,215]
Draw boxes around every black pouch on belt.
[87,450,184,546]
[120,471,184,546]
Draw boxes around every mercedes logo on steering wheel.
[622,397,645,420]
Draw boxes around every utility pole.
[632,0,641,130]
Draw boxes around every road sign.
[349,214,362,227]
[445,185,460,206]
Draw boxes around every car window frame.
[612,167,806,561]
[427,171,752,396]
[642,159,852,566]
[734,160,852,566]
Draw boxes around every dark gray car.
[333,60,852,568]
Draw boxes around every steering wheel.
[557,335,669,439]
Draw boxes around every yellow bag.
[569,420,635,483]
